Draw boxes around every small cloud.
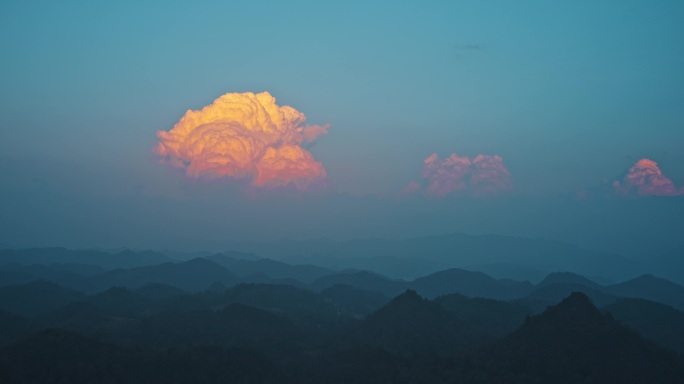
[301,124,330,143]
[613,158,683,197]
[575,189,588,200]
[399,181,422,198]
[404,153,512,197]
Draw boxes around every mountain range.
[1,286,682,383]
[1,238,683,382]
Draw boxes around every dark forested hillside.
[1,247,684,383]
[1,284,682,383]
[456,292,684,384]
[0,329,279,384]
[0,281,85,317]
[344,290,479,356]
[604,298,684,355]
[434,293,530,337]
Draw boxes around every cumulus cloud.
[155,91,329,189]
[613,158,683,196]
[405,153,512,197]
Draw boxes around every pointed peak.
[96,286,133,295]
[377,290,429,311]
[183,257,222,268]
[562,291,592,305]
[541,291,602,319]
[538,272,600,288]
[394,289,423,301]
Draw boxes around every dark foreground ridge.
[457,292,683,383]
[0,290,682,384]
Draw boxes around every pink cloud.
[614,158,683,196]
[399,181,422,197]
[470,155,513,194]
[300,124,330,143]
[406,153,512,197]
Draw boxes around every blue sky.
[1,1,683,253]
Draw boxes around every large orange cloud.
[156,91,329,189]
[613,158,683,196]
[404,153,512,197]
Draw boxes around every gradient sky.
[1,1,683,255]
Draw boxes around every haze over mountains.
[184,232,681,283]
[2,232,683,310]
[3,232,681,284]
[1,232,683,383]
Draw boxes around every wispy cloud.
[453,43,484,51]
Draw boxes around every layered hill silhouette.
[206,253,333,284]
[410,268,533,300]
[518,282,618,313]
[2,246,684,316]
[2,232,678,287]
[0,329,278,384]
[1,244,684,383]
[0,263,96,292]
[458,292,684,383]
[605,274,684,310]
[0,309,36,346]
[537,271,604,290]
[605,298,684,355]
[137,303,301,356]
[94,258,238,292]
[320,284,390,317]
[0,281,85,317]
[311,270,407,297]
[434,293,530,338]
[2,289,682,384]
[217,233,645,282]
[346,290,478,356]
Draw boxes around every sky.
[1,0,683,256]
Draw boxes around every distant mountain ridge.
[410,268,534,300]
[0,248,173,270]
[3,233,680,287]
[95,258,238,292]
[537,271,604,290]
[605,274,684,310]
[206,254,333,284]
[216,233,645,282]
[1,245,684,318]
